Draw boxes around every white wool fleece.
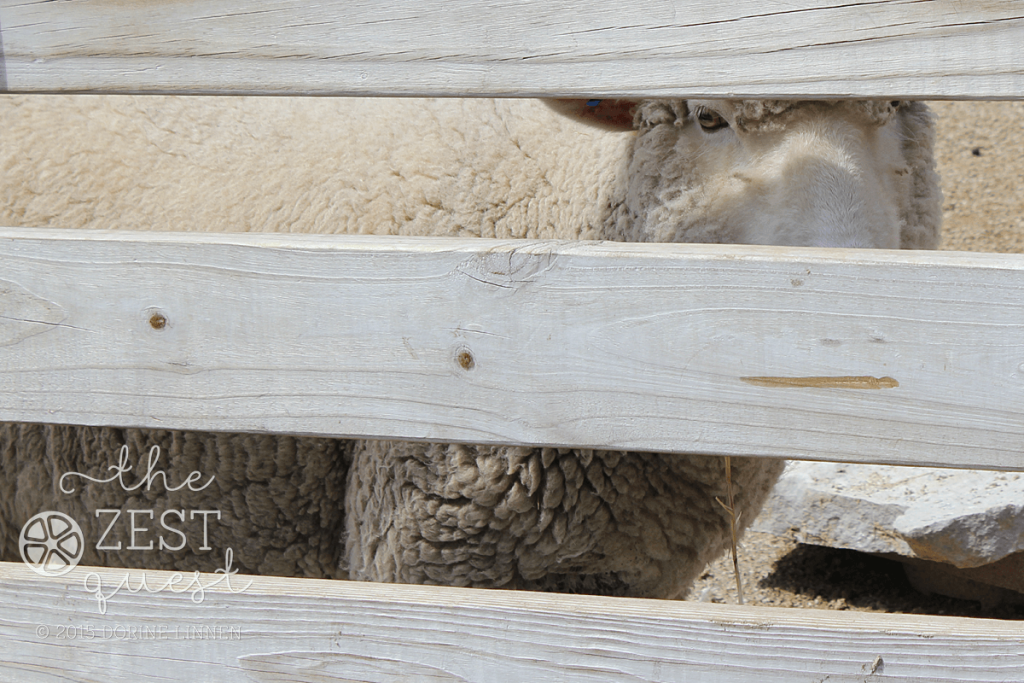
[0,96,630,240]
[1,96,939,249]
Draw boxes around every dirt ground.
[687,101,1024,621]
[690,531,1024,620]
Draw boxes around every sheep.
[0,95,941,597]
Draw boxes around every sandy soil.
[687,101,1024,620]
[690,531,1024,620]
[931,101,1024,255]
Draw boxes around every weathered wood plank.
[1,228,1022,470]
[0,561,1021,683]
[0,0,1022,98]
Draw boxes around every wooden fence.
[1,1,1022,681]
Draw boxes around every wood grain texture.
[0,0,1022,98]
[0,561,1021,683]
[1,228,1022,471]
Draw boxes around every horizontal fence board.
[1,228,1023,470]
[0,0,1023,98]
[1,562,1022,683]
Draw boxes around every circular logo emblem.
[19,511,84,576]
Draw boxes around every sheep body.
[1,424,351,578]
[2,97,625,241]
[0,95,941,597]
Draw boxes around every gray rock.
[753,461,1024,597]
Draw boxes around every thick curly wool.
[727,99,899,133]
[897,103,943,249]
[0,95,942,598]
[346,443,783,598]
[0,96,628,241]
[0,424,350,578]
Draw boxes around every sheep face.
[610,99,940,251]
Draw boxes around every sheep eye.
[695,108,729,132]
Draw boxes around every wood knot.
[457,349,475,371]
[149,313,167,330]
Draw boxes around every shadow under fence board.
[0,562,1022,683]
[1,228,1022,471]
[0,0,1022,98]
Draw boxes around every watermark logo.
[19,511,85,576]
[19,444,253,613]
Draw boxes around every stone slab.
[753,462,1024,597]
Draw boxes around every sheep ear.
[544,99,640,131]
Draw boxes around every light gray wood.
[1,228,1022,471]
[0,561,1021,683]
[0,0,1022,98]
